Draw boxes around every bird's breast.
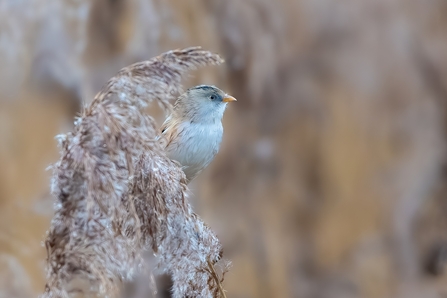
[166,122,223,180]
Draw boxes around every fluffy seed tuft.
[41,47,229,298]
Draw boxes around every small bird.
[158,85,236,182]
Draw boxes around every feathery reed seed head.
[42,47,229,298]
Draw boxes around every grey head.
[174,85,237,123]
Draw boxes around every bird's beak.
[222,95,237,102]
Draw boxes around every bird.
[157,85,236,182]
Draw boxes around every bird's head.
[175,85,236,123]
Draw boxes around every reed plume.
[42,47,229,298]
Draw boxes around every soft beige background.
[1,0,447,297]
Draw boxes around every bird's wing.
[158,115,182,150]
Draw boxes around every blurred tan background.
[2,0,447,297]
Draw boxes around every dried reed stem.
[207,259,227,298]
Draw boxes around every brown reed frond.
[41,47,228,298]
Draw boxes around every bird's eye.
[210,95,216,100]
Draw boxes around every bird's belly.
[167,123,223,180]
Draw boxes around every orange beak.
[222,95,237,103]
